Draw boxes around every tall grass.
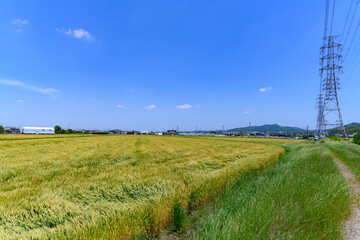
[326,140,360,180]
[0,135,283,239]
[190,143,351,239]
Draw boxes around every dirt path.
[332,154,360,240]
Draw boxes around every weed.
[172,201,187,232]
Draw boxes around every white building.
[22,127,55,134]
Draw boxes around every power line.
[324,0,331,39]
[342,0,360,47]
[330,0,336,36]
[344,19,360,59]
[342,53,360,84]
[340,0,355,43]
[339,1,360,86]
[345,30,360,64]
[342,35,360,80]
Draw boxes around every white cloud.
[12,18,29,27]
[116,105,125,108]
[244,111,251,114]
[259,87,272,92]
[0,79,59,96]
[59,28,94,41]
[146,105,156,109]
[11,18,29,32]
[17,100,24,103]
[176,104,192,110]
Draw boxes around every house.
[82,130,93,134]
[22,127,55,134]
[164,130,177,135]
[4,127,20,134]
[74,129,86,134]
[109,129,123,134]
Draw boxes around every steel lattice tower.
[317,35,347,137]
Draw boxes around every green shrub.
[54,125,62,133]
[354,133,360,145]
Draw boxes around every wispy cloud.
[259,87,272,92]
[244,111,251,114]
[57,28,95,41]
[176,104,192,110]
[146,105,156,109]
[17,100,24,103]
[11,18,29,33]
[0,79,59,96]
[116,105,125,108]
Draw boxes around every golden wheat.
[0,135,284,239]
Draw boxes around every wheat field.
[0,135,284,239]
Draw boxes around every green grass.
[326,140,360,181]
[189,143,352,240]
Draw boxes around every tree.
[0,125,3,134]
[54,125,62,133]
[353,133,360,145]
[66,129,73,134]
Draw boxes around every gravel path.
[332,154,360,240]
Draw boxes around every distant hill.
[328,122,360,135]
[228,124,305,134]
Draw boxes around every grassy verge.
[188,143,351,239]
[326,140,360,181]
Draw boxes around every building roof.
[22,127,54,130]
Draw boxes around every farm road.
[332,154,360,240]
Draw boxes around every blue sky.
[0,0,359,131]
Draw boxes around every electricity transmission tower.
[317,36,347,137]
[316,0,347,138]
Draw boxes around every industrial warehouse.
[1,126,55,134]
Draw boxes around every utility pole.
[306,125,309,136]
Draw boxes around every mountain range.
[227,124,305,134]
[227,123,360,135]
[327,122,360,135]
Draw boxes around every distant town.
[1,123,358,139]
